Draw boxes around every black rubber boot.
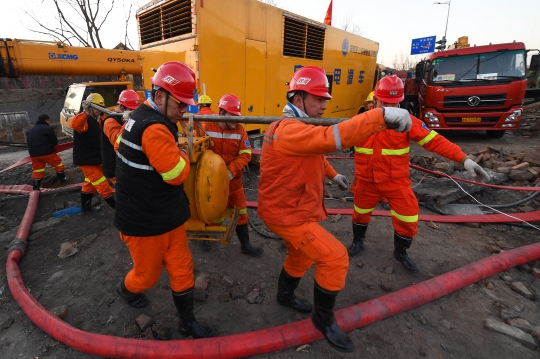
[56,171,69,184]
[276,268,312,314]
[312,283,355,353]
[80,192,94,212]
[236,224,263,257]
[393,232,419,273]
[104,195,116,209]
[172,289,213,339]
[116,278,148,308]
[348,223,367,257]
[32,179,41,191]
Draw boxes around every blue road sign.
[411,36,436,55]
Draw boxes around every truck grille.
[283,14,325,60]
[443,94,506,108]
[138,0,192,45]
[445,117,499,123]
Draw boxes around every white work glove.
[122,110,133,122]
[383,107,412,133]
[331,174,349,191]
[81,100,92,116]
[463,158,490,183]
[228,170,234,180]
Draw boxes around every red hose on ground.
[246,201,540,223]
[5,187,540,358]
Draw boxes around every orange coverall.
[99,116,124,184]
[203,122,252,225]
[31,154,64,179]
[352,116,467,238]
[121,122,193,293]
[71,112,114,198]
[258,110,386,291]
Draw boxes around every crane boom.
[0,38,141,79]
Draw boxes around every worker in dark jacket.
[71,93,115,211]
[26,114,68,190]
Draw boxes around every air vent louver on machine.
[138,0,192,45]
[283,15,325,60]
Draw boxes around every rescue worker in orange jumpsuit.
[348,75,490,272]
[71,93,115,211]
[199,94,263,256]
[258,66,413,353]
[349,92,376,156]
[196,95,217,115]
[98,89,140,184]
[114,61,212,339]
[26,114,69,190]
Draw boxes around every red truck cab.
[413,42,527,138]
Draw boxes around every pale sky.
[2,0,539,67]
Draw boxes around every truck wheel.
[486,130,506,139]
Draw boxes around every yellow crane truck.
[0,38,142,136]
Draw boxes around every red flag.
[323,0,332,26]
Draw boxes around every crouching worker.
[113,61,212,339]
[26,114,69,190]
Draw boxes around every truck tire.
[486,130,506,139]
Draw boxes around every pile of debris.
[411,147,540,187]
[518,103,540,135]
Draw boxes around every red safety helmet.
[150,61,197,105]
[374,75,404,103]
[287,66,332,99]
[117,90,141,110]
[218,94,242,116]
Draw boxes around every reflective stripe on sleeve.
[161,156,187,181]
[239,149,252,155]
[116,152,154,171]
[354,147,374,155]
[205,131,242,140]
[416,131,438,146]
[354,205,375,214]
[332,124,342,151]
[382,147,410,155]
[390,210,418,223]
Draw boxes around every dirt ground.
[0,124,540,359]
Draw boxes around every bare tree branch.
[123,1,134,50]
[337,15,363,36]
[392,52,415,72]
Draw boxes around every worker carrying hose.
[98,89,140,184]
[257,65,413,353]
[199,94,263,256]
[26,113,69,190]
[71,93,115,211]
[113,61,212,339]
[348,75,490,273]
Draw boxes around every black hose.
[247,213,281,240]
[478,181,540,209]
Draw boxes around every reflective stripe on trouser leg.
[352,180,381,225]
[266,222,348,291]
[31,157,47,180]
[121,225,194,293]
[228,186,249,225]
[383,182,419,238]
[79,164,114,198]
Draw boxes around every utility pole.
[434,0,451,50]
